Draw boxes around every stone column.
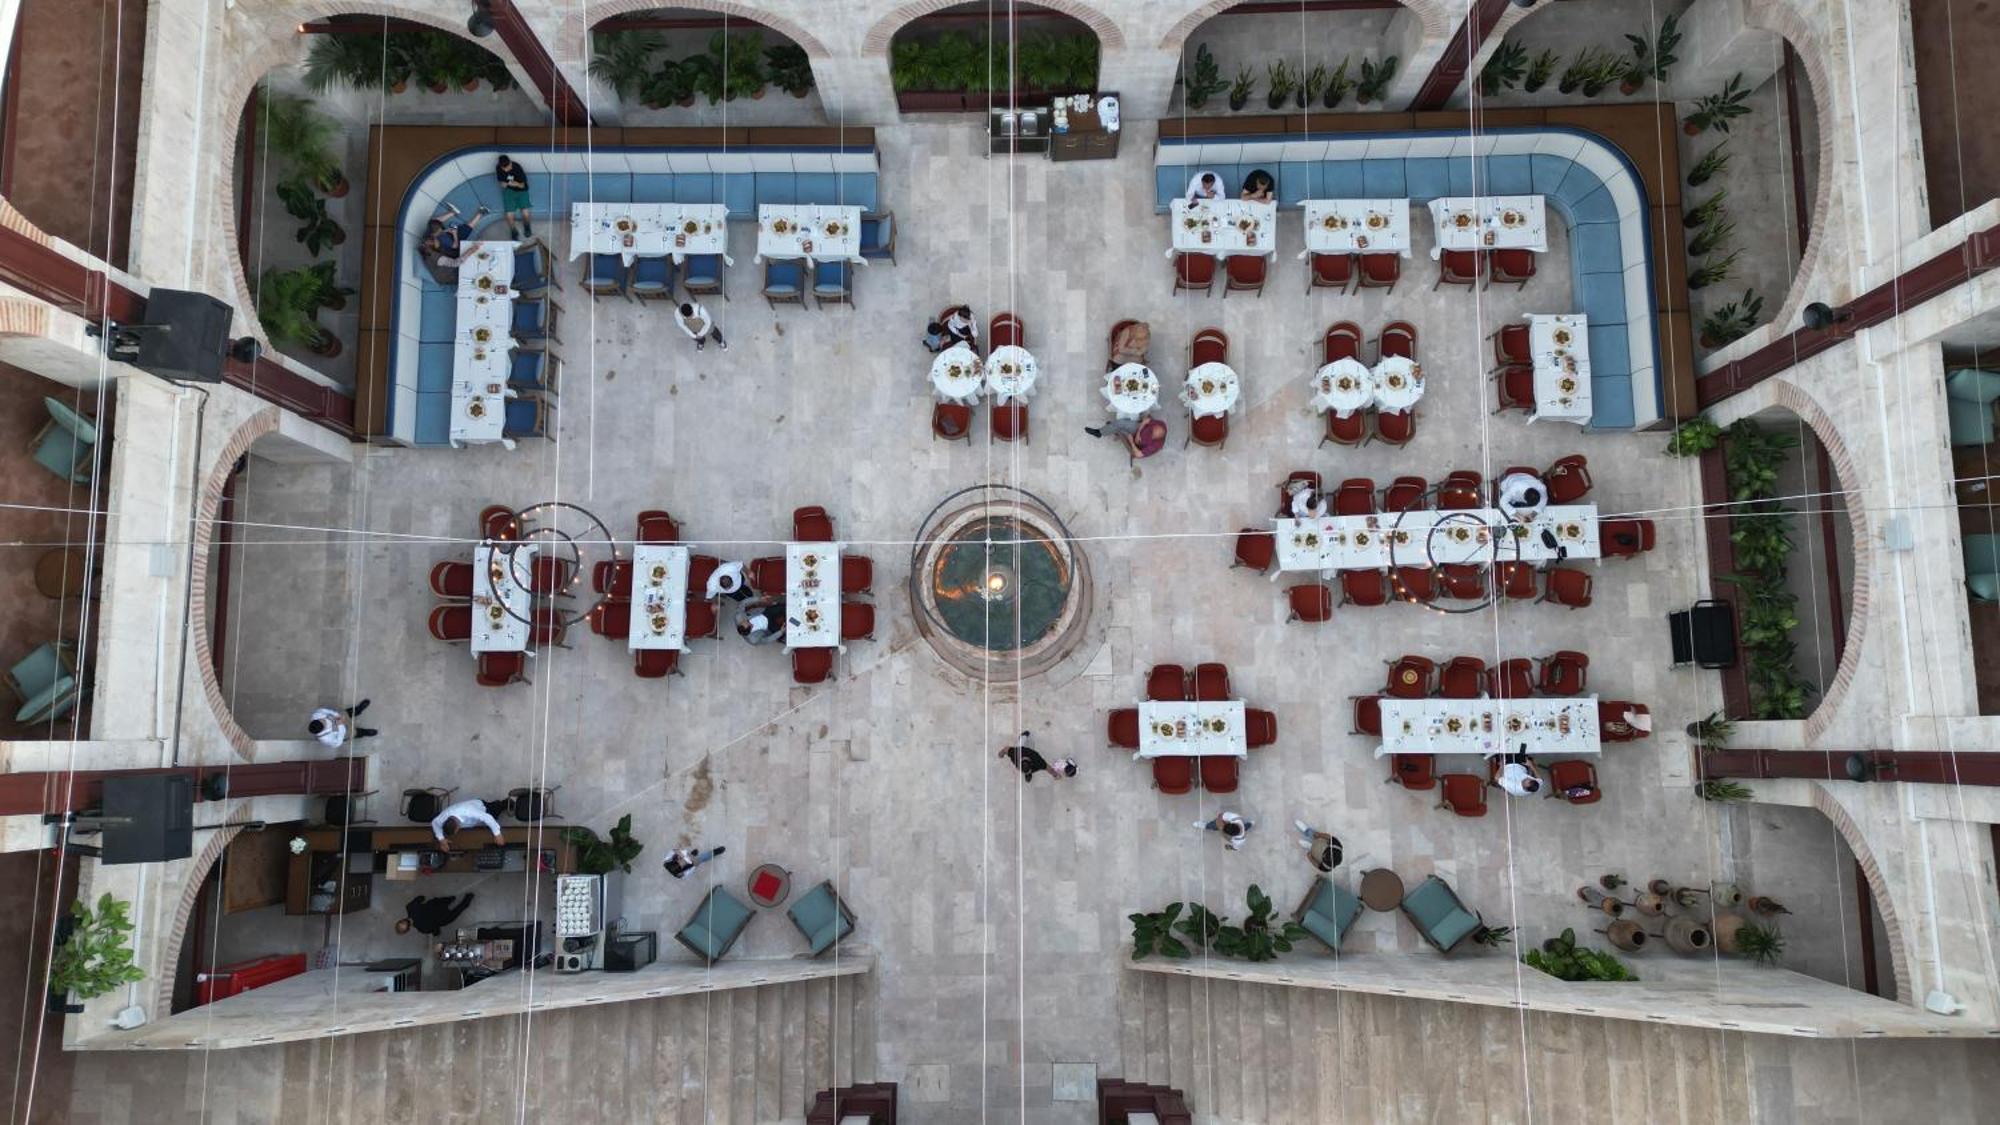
[1382,7,1447,111]
[1673,0,1784,96]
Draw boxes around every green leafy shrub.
[1523,928,1637,981]
[561,814,644,875]
[1664,415,1721,457]
[1130,904,1190,959]
[50,894,146,1001]
[1182,44,1227,109]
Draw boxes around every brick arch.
[1805,785,1916,1004]
[555,0,831,66]
[154,822,246,1015]
[187,407,286,761]
[861,0,1125,56]
[1157,0,1451,53]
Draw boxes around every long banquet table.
[784,542,842,649]
[569,202,732,266]
[1134,701,1248,759]
[1376,696,1601,757]
[451,243,518,448]
[1168,199,1277,259]
[470,542,536,654]
[629,543,691,652]
[1272,506,1599,575]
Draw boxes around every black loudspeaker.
[127,289,234,382]
[1668,599,1737,669]
[604,931,657,972]
[96,775,194,864]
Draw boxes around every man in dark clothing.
[397,893,474,936]
[999,731,1074,782]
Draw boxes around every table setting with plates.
[456,291,513,337]
[569,202,734,267]
[1310,357,1374,417]
[1168,198,1277,259]
[1371,355,1424,412]
[1102,363,1160,419]
[629,543,690,652]
[1270,505,1601,576]
[1525,313,1593,423]
[784,542,843,650]
[470,542,537,654]
[1298,199,1412,257]
[930,343,984,404]
[985,345,1039,404]
[451,242,520,449]
[1179,362,1240,419]
[755,205,867,266]
[1375,696,1601,757]
[1134,700,1248,758]
[1427,195,1549,257]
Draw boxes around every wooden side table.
[748,863,791,907]
[1359,868,1405,912]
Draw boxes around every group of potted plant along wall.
[1550,875,1790,977]
[254,94,355,360]
[305,30,516,96]
[1479,13,1681,103]
[589,31,814,109]
[890,30,1098,112]
[1177,44,1398,113]
[47,894,146,1014]
[1129,886,1513,962]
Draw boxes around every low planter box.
[896,88,1095,114]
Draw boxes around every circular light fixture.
[1802,301,1846,331]
[981,564,1016,601]
[467,2,494,37]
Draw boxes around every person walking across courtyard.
[664,846,726,878]
[999,731,1075,782]
[676,301,727,351]
[1195,811,1254,850]
[308,699,376,747]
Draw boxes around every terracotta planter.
[390,79,409,95]
[1712,912,1748,953]
[1599,920,1648,952]
[1683,120,1703,136]
[321,293,347,313]
[1664,916,1712,954]
[1699,332,1722,349]
[1633,892,1668,916]
[462,79,482,93]
[787,86,809,98]
[1749,895,1792,917]
[1647,879,1673,896]
[428,81,450,95]
[316,171,349,199]
[309,332,343,359]
[1619,81,1640,96]
[1710,882,1744,908]
[750,88,765,100]
[329,226,346,247]
[1577,886,1625,917]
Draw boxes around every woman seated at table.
[1083,414,1169,463]
[1240,169,1276,203]
[1286,478,1329,519]
[735,595,787,646]
[1185,171,1223,204]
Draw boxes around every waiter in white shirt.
[1287,479,1329,519]
[1492,752,1543,797]
[430,797,508,851]
[706,559,752,603]
[307,699,376,747]
[1495,471,1548,523]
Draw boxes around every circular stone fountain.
[909,485,1094,682]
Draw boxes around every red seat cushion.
[1312,253,1353,284]
[1234,529,1275,570]
[1176,253,1215,284]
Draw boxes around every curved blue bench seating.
[1155,128,1658,431]
[388,144,880,445]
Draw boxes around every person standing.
[706,559,753,603]
[999,731,1054,782]
[430,797,508,851]
[942,305,978,352]
[1293,820,1343,872]
[664,845,726,878]
[675,302,728,351]
[396,893,474,937]
[308,699,376,747]
[1195,811,1254,850]
[735,595,786,645]
[495,155,533,240]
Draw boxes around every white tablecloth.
[1309,357,1423,416]
[452,242,519,449]
[570,202,732,267]
[629,544,690,652]
[460,243,516,289]
[470,543,535,654]
[985,346,1039,404]
[455,292,513,338]
[1135,700,1247,758]
[449,354,515,447]
[930,344,984,404]
[1299,199,1411,257]
[1179,362,1240,418]
[784,542,842,649]
[1372,355,1424,412]
[1526,314,1593,423]
[1103,364,1159,418]
[1272,505,1601,574]
[755,205,867,266]
[1376,697,1600,757]
[1428,196,1549,258]
[1168,199,1276,259]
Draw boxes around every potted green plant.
[1209,885,1308,962]
[1264,59,1295,111]
[1689,216,1736,258]
[560,815,644,875]
[1686,73,1751,134]
[709,30,765,100]
[683,48,728,105]
[257,266,341,358]
[1301,62,1329,109]
[1523,48,1559,93]
[1696,778,1753,802]
[301,260,354,315]
[1470,917,1514,948]
[1579,55,1622,97]
[765,43,813,98]
[1664,416,1721,457]
[1523,928,1637,981]
[1129,904,1190,959]
[1182,43,1227,110]
[304,34,387,93]
[1687,141,1733,187]
[1687,250,1741,289]
[1355,56,1397,104]
[1323,57,1352,108]
[1558,48,1607,95]
[589,30,662,101]
[1731,922,1785,965]
[262,94,348,198]
[276,179,344,256]
[1228,65,1255,112]
[48,894,146,1013]
[1621,12,1681,94]
[1684,709,1735,744]
[1479,40,1528,97]
[1683,188,1728,229]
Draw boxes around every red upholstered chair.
[1333,478,1377,516]
[528,556,576,596]
[1439,656,1487,699]
[1287,584,1334,623]
[1232,529,1276,573]
[591,559,632,598]
[1385,655,1436,698]
[1308,252,1355,294]
[587,600,631,639]
[792,506,835,542]
[1392,566,1436,604]
[1172,252,1216,295]
[1545,454,1592,503]
[1378,321,1417,361]
[1223,253,1267,297]
[683,600,718,639]
[989,312,1024,348]
[431,561,474,599]
[1545,759,1601,804]
[1188,413,1229,449]
[1351,695,1383,736]
[747,556,787,593]
[1387,754,1436,790]
[479,504,520,542]
[687,555,721,595]
[1489,658,1535,700]
[1193,662,1232,701]
[429,604,472,642]
[1495,561,1540,601]
[476,650,529,687]
[1598,700,1651,741]
[1106,319,1140,370]
[1108,707,1141,749]
[634,648,681,678]
[1382,476,1430,513]
[1436,470,1483,510]
[530,606,571,648]
[1439,564,1487,600]
[932,402,974,443]
[1435,249,1484,290]
[1323,321,1362,363]
[1199,755,1239,793]
[1245,708,1278,748]
[1356,252,1400,293]
[992,402,1029,443]
[1491,323,1531,369]
[1437,773,1489,816]
[841,555,874,594]
[636,510,680,544]
[1278,471,1323,515]
[1191,327,1229,366]
[1488,247,1536,290]
[1494,364,1535,413]
[1600,519,1656,558]
[1153,755,1195,794]
[1340,569,1390,607]
[1147,664,1190,702]
[1541,567,1593,609]
[1373,409,1416,447]
[1321,410,1367,448]
[840,602,876,640]
[791,648,834,684]
[1537,650,1589,695]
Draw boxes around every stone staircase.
[631,974,877,1123]
[1117,969,1350,1125]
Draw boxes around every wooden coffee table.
[1360,868,1405,912]
[748,863,791,908]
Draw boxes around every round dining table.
[985,345,1039,404]
[1180,362,1240,419]
[1102,363,1159,419]
[1311,358,1373,417]
[1372,355,1425,412]
[930,344,984,404]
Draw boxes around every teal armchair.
[1292,878,1361,953]
[5,642,80,725]
[31,398,97,483]
[1946,368,2000,447]
[785,880,855,956]
[1967,535,2000,603]
[1398,874,1481,954]
[675,887,754,962]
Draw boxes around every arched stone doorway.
[578,5,831,125]
[876,1,1108,114]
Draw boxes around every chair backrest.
[1245,708,1277,748]
[1193,662,1230,701]
[792,647,834,683]
[632,256,673,286]
[1198,754,1238,793]
[1324,323,1360,364]
[1152,755,1193,794]
[1108,707,1141,748]
[636,510,680,543]
[1226,253,1266,282]
[1148,664,1189,702]
[1400,874,1481,951]
[1191,328,1229,366]
[1380,321,1417,359]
